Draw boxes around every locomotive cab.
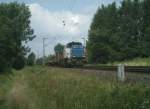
[63,42,86,67]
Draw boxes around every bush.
[27,52,36,66]
[12,55,26,70]
[0,55,11,73]
[36,58,43,65]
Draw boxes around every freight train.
[53,42,87,67]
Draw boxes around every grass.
[107,57,150,66]
[0,66,150,109]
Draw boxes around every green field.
[0,66,150,109]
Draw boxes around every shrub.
[27,52,36,66]
[12,55,26,70]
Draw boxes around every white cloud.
[27,3,92,56]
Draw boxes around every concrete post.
[117,64,125,82]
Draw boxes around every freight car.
[56,42,87,67]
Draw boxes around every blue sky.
[0,0,122,57]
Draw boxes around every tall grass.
[0,66,150,109]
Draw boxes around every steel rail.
[82,66,150,73]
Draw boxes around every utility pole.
[37,50,39,59]
[42,37,48,65]
[82,37,86,47]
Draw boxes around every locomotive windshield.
[72,45,83,48]
[66,42,82,48]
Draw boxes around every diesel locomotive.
[55,42,87,67]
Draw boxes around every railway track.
[49,65,150,73]
[82,66,150,73]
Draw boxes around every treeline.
[0,2,35,72]
[88,0,150,63]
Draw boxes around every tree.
[36,58,43,65]
[118,0,144,59]
[0,2,35,72]
[12,55,26,70]
[27,52,36,66]
[143,0,150,56]
[87,0,150,64]
[45,55,55,63]
[54,43,64,53]
[54,43,64,63]
[88,3,119,63]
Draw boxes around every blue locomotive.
[55,42,87,67]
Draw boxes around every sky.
[0,0,122,57]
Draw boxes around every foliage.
[12,55,26,70]
[35,55,55,66]
[0,2,35,72]
[47,55,55,61]
[0,67,150,109]
[27,52,36,66]
[54,43,64,53]
[88,0,150,63]
[107,57,150,66]
[45,55,55,64]
[36,58,43,65]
